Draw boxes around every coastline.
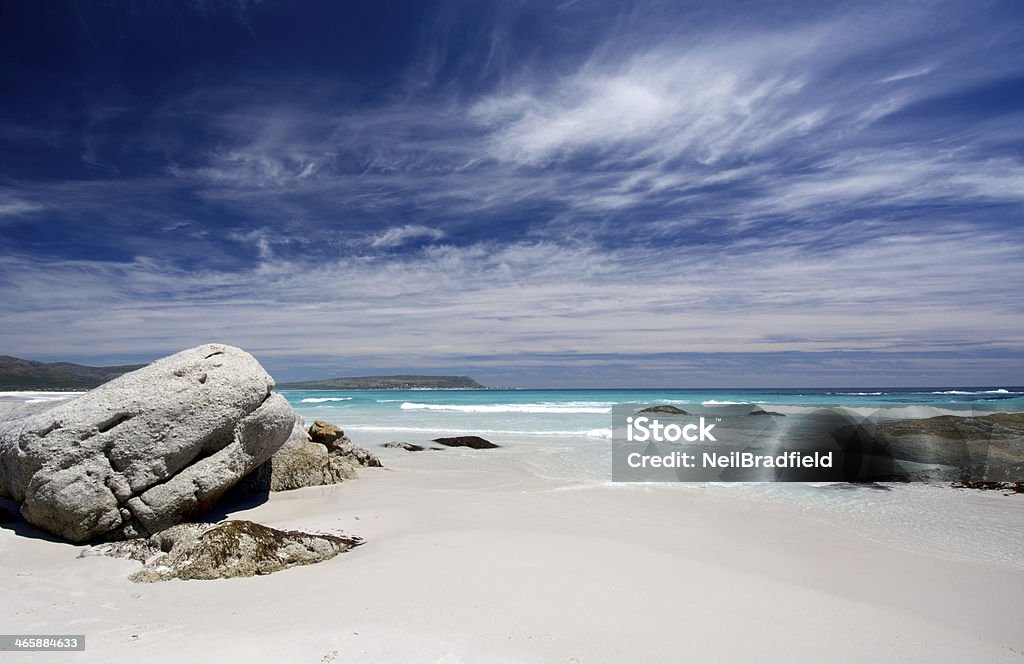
[1,387,1022,662]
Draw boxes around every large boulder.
[842,412,1024,482]
[0,344,295,542]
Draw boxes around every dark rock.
[748,409,786,417]
[834,412,1024,482]
[0,504,16,523]
[638,405,690,415]
[82,519,362,582]
[951,481,1024,494]
[432,436,500,449]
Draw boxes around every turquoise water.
[284,386,1024,442]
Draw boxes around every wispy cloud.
[1,0,1022,384]
[369,224,446,248]
[0,197,44,219]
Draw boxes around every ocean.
[285,385,1024,445]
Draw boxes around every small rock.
[748,410,786,417]
[383,442,427,452]
[637,405,690,415]
[309,420,345,446]
[432,436,499,449]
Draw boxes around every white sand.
[2,452,1023,663]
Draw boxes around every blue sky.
[1,0,1022,387]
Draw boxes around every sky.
[1,0,1023,387]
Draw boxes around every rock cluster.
[244,419,382,493]
[834,412,1024,482]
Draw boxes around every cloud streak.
[1,0,1022,385]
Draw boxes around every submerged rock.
[0,344,294,542]
[432,436,499,449]
[384,441,427,452]
[83,519,361,582]
[637,405,690,415]
[748,409,786,417]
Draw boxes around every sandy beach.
[3,441,1022,663]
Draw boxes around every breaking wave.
[399,402,612,414]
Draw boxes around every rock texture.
[243,418,382,492]
[432,436,499,449]
[309,419,345,445]
[0,344,295,542]
[834,412,1024,482]
[638,405,690,415]
[82,519,362,582]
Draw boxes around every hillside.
[1,355,487,391]
[0,356,146,390]
[279,375,486,390]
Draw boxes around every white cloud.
[2,223,1021,371]
[0,198,44,219]
[368,224,446,248]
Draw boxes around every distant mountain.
[0,356,146,390]
[0,355,486,391]
[279,375,486,390]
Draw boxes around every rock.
[383,441,428,452]
[83,519,361,582]
[638,405,690,415]
[432,436,499,449]
[951,481,1024,494]
[334,438,383,467]
[243,417,382,493]
[0,504,16,523]
[309,420,345,446]
[748,409,786,417]
[0,344,295,542]
[834,412,1024,482]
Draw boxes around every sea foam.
[399,402,612,414]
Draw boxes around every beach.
[2,388,1023,662]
